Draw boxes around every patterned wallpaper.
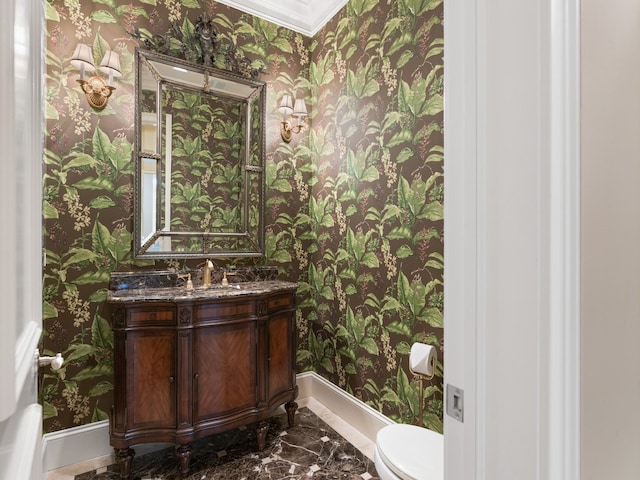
[41,0,443,434]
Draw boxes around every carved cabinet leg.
[176,443,193,477]
[285,400,298,427]
[114,447,135,480]
[256,421,269,451]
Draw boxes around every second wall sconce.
[279,94,307,143]
[71,44,122,110]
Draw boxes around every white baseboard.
[296,371,393,442]
[44,372,393,472]
[42,419,111,473]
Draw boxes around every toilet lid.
[376,424,443,480]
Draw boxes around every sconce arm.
[280,118,307,143]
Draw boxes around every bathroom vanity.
[112,22,290,477]
[107,276,298,479]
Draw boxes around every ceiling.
[214,0,348,37]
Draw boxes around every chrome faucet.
[203,260,213,287]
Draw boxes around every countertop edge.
[107,280,299,304]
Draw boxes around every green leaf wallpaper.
[42,0,444,434]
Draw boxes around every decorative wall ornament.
[130,13,265,79]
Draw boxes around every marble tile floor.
[47,398,379,480]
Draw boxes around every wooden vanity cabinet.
[265,294,296,407]
[191,300,258,428]
[111,304,178,440]
[108,288,298,479]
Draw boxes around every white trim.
[213,0,347,37]
[443,0,480,477]
[43,420,112,472]
[444,0,581,478]
[14,321,41,408]
[44,372,392,472]
[0,0,17,423]
[545,1,581,479]
[296,372,393,443]
[474,0,487,476]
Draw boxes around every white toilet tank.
[374,424,443,480]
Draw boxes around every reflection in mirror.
[140,156,158,245]
[134,48,265,258]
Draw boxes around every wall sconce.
[279,94,307,143]
[71,44,122,110]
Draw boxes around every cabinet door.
[193,322,256,423]
[266,312,294,403]
[126,330,176,430]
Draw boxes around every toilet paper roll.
[409,342,437,377]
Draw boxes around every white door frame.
[443,1,581,478]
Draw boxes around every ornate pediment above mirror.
[132,15,266,259]
[131,13,265,78]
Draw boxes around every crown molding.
[214,0,347,36]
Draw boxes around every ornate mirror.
[133,47,266,258]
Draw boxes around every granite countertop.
[107,280,298,303]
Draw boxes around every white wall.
[581,1,640,478]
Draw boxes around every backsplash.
[42,0,443,434]
[109,266,278,290]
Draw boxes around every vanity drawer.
[194,301,255,323]
[127,306,175,326]
[267,293,293,313]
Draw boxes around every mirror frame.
[133,48,266,259]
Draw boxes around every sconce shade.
[293,98,308,118]
[70,43,95,73]
[278,94,294,115]
[99,50,122,78]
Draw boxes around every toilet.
[374,423,443,480]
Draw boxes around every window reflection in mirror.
[140,156,157,247]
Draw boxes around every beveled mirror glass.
[134,48,265,258]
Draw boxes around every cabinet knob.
[169,376,175,383]
[149,313,156,320]
[194,373,199,380]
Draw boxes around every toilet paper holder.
[409,359,436,381]
[409,343,437,427]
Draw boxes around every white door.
[0,0,44,478]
